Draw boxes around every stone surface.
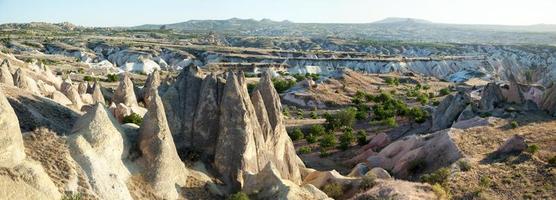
[91,81,105,104]
[0,88,25,167]
[112,73,138,107]
[142,70,160,106]
[495,135,527,154]
[61,81,84,110]
[13,68,41,95]
[541,82,556,116]
[347,163,370,177]
[191,73,221,157]
[349,179,437,200]
[431,92,471,131]
[479,82,505,112]
[0,60,14,86]
[138,88,188,200]
[367,167,392,180]
[78,82,88,95]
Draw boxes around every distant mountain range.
[133,17,556,45]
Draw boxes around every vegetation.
[339,128,355,150]
[310,111,318,119]
[319,133,337,153]
[289,128,304,141]
[431,183,451,200]
[356,130,368,146]
[247,83,257,93]
[305,134,317,144]
[383,76,400,86]
[439,88,451,96]
[229,192,250,200]
[548,156,556,165]
[122,113,143,126]
[526,144,540,154]
[322,183,344,199]
[421,167,450,186]
[360,173,377,190]
[272,78,296,93]
[106,74,119,82]
[298,146,312,154]
[61,193,82,200]
[310,124,326,136]
[457,160,472,171]
[324,108,357,130]
[83,75,95,82]
[510,121,519,129]
[479,176,491,188]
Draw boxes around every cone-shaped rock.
[143,70,160,106]
[113,73,138,107]
[0,88,25,167]
[78,81,88,95]
[505,74,525,104]
[214,72,261,190]
[13,68,41,95]
[479,82,505,112]
[432,92,471,131]
[61,80,84,110]
[91,81,105,104]
[191,73,221,157]
[0,60,14,86]
[138,88,188,200]
[68,104,132,200]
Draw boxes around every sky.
[1,0,555,27]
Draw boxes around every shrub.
[322,183,344,199]
[289,128,304,141]
[548,156,556,165]
[319,148,330,157]
[422,84,431,90]
[526,144,540,154]
[339,129,355,150]
[421,167,450,185]
[298,146,312,154]
[432,100,440,106]
[439,88,451,96]
[282,107,290,117]
[458,160,472,172]
[417,93,429,105]
[83,75,94,82]
[306,134,317,144]
[383,117,397,128]
[356,130,368,146]
[408,107,428,123]
[408,159,427,175]
[272,78,296,93]
[122,113,143,126]
[319,134,337,150]
[359,173,377,190]
[106,74,119,82]
[325,108,357,130]
[510,121,518,129]
[310,111,318,119]
[247,83,257,93]
[431,183,451,200]
[479,176,491,188]
[310,125,326,136]
[383,77,399,86]
[61,193,82,200]
[229,192,250,200]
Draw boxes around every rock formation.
[479,82,505,112]
[68,104,132,200]
[91,82,105,104]
[13,68,41,95]
[504,74,525,104]
[540,82,556,116]
[366,128,464,178]
[112,73,138,107]
[0,60,14,86]
[138,88,188,199]
[191,73,222,158]
[78,81,88,95]
[142,70,160,106]
[0,88,61,199]
[495,135,527,155]
[61,80,84,110]
[431,92,471,131]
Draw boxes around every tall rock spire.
[112,73,138,107]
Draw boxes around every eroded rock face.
[13,68,41,95]
[112,73,138,107]
[504,75,525,104]
[349,179,437,200]
[366,128,463,178]
[431,92,471,131]
[479,82,505,112]
[138,89,188,200]
[191,73,221,158]
[0,88,25,167]
[142,70,160,106]
[495,135,527,155]
[541,82,556,116]
[68,104,132,200]
[61,81,84,110]
[78,82,88,95]
[91,82,105,104]
[0,60,14,86]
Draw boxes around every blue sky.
[1,0,555,27]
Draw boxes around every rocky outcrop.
[243,163,330,200]
[68,104,132,200]
[504,74,525,104]
[0,61,14,86]
[479,82,505,112]
[0,88,61,199]
[13,68,41,95]
[138,89,188,200]
[91,82,105,104]
[191,73,222,158]
[61,81,84,110]
[495,135,527,155]
[540,82,556,116]
[78,82,88,95]
[349,179,437,200]
[112,73,138,107]
[142,70,160,106]
[431,92,471,131]
[366,128,463,178]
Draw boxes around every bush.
[383,77,399,86]
[298,146,312,154]
[526,144,540,154]
[229,192,250,200]
[322,183,344,199]
[458,160,472,172]
[61,193,82,200]
[548,156,556,165]
[319,133,337,150]
[356,130,368,146]
[421,167,451,186]
[272,78,296,93]
[83,75,94,82]
[479,176,491,188]
[417,93,429,105]
[339,129,355,150]
[310,111,318,119]
[383,117,397,128]
[325,108,357,130]
[319,148,330,157]
[360,173,377,190]
[106,74,119,82]
[306,134,317,144]
[122,113,143,126]
[431,183,451,200]
[439,88,451,96]
[408,107,428,123]
[510,121,518,129]
[282,107,290,117]
[289,128,304,141]
[247,83,257,94]
[432,100,440,106]
[422,84,431,90]
[310,124,326,136]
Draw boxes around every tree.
[310,124,326,136]
[339,129,355,150]
[319,133,337,150]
